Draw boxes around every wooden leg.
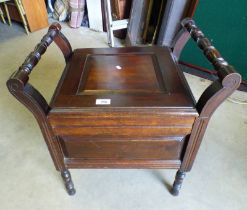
[0,7,6,24]
[171,170,186,196]
[3,2,11,26]
[14,0,29,34]
[61,169,76,196]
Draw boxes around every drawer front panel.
[59,136,185,160]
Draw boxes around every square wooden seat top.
[50,46,196,110]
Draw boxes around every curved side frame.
[172,18,242,171]
[6,23,73,170]
[171,18,241,196]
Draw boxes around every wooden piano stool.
[7,18,241,196]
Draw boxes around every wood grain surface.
[22,0,48,32]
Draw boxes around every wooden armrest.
[5,23,70,171]
[173,19,242,171]
[6,23,72,115]
[181,18,240,83]
[8,23,72,87]
[172,18,241,116]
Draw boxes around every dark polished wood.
[61,169,76,195]
[6,23,72,172]
[171,170,186,196]
[171,18,241,195]
[7,20,241,196]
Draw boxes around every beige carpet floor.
[0,22,247,210]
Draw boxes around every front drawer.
[59,136,185,160]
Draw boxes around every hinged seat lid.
[50,47,197,111]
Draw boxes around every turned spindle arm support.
[173,18,242,172]
[171,18,241,196]
[7,23,72,114]
[6,23,72,171]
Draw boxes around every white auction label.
[96,99,111,105]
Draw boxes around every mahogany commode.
[7,19,241,196]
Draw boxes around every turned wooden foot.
[171,170,186,196]
[61,169,76,195]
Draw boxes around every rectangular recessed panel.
[60,136,184,160]
[77,54,166,95]
[50,47,198,108]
